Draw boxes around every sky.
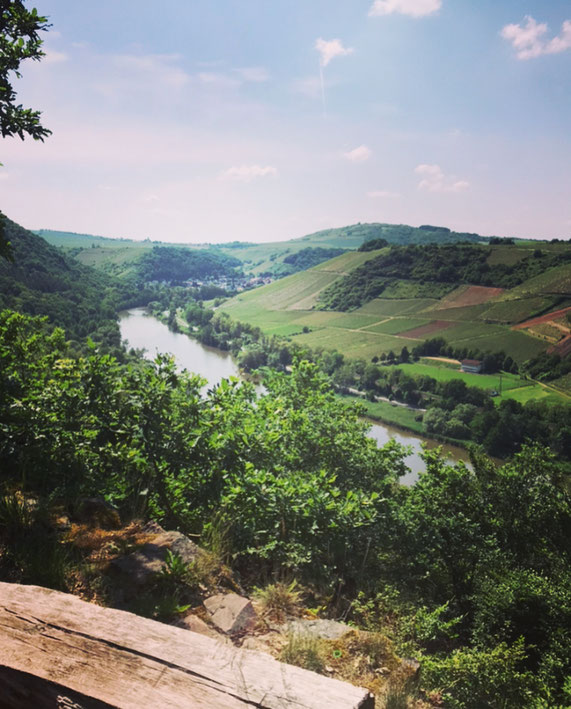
[1,0,570,243]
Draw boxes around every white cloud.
[369,0,441,18]
[501,16,571,60]
[367,190,401,198]
[344,145,372,163]
[233,66,270,82]
[415,164,469,193]
[315,38,354,67]
[220,165,278,182]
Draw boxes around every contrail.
[319,62,327,117]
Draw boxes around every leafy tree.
[1,0,51,141]
[1,1,51,259]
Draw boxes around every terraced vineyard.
[220,241,571,399]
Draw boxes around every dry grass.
[64,521,154,565]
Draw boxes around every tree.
[1,1,51,141]
[1,1,51,259]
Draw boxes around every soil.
[399,320,454,339]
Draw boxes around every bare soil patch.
[399,320,454,339]
[437,285,504,309]
[512,305,571,331]
[549,334,571,358]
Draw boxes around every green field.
[338,395,424,433]
[364,318,430,335]
[386,362,568,405]
[389,362,527,391]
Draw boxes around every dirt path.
[424,356,461,365]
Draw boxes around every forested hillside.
[0,216,148,350]
[319,243,571,311]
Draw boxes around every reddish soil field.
[439,285,504,309]
[400,320,454,339]
[548,334,571,358]
[512,306,571,331]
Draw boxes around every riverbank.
[161,306,475,454]
[337,392,474,454]
[119,308,473,478]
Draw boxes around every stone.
[171,613,228,642]
[109,529,200,591]
[204,593,257,635]
[286,619,351,640]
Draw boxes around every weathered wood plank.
[0,583,374,709]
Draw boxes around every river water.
[119,308,470,483]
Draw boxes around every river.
[119,308,470,483]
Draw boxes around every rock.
[171,613,228,642]
[286,619,351,640]
[75,497,120,529]
[109,529,200,591]
[204,593,257,635]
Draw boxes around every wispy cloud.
[315,38,354,67]
[415,164,469,193]
[344,145,372,163]
[367,190,401,198]
[501,16,571,60]
[369,0,441,18]
[220,165,278,182]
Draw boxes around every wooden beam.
[0,583,374,709]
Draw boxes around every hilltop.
[37,221,490,281]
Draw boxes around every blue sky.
[1,0,570,242]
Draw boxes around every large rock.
[109,526,200,590]
[204,593,257,635]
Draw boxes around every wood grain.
[0,582,374,709]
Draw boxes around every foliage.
[137,246,242,284]
[282,246,347,271]
[0,0,51,141]
[358,238,388,251]
[319,243,570,311]
[0,217,153,351]
[420,639,539,709]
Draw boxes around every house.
[461,359,482,374]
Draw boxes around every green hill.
[219,240,571,373]
[37,221,490,280]
[0,216,145,348]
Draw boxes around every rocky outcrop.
[109,523,200,592]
